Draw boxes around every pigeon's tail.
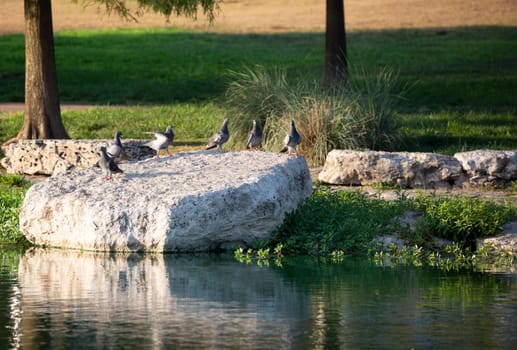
[280,146,288,153]
[206,143,217,150]
[109,160,124,174]
[144,140,158,150]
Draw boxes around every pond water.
[0,248,516,349]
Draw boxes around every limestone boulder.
[1,139,154,176]
[454,150,517,188]
[19,151,312,252]
[318,150,466,189]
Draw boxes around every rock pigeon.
[206,118,230,151]
[99,146,123,180]
[144,125,174,158]
[246,119,263,151]
[107,131,123,161]
[280,119,301,155]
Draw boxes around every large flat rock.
[19,151,312,252]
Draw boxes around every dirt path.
[0,103,24,115]
[0,103,105,116]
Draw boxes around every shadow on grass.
[1,26,516,113]
[401,134,517,154]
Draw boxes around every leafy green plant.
[331,249,345,263]
[234,246,283,267]
[0,174,32,244]
[233,188,515,271]
[269,186,411,255]
[413,193,516,248]
[256,248,270,260]
[274,243,283,258]
[373,242,516,272]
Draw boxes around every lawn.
[1,25,516,154]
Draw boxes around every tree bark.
[13,0,69,142]
[322,0,348,88]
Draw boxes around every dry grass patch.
[1,0,516,35]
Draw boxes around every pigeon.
[246,119,263,151]
[280,119,301,155]
[144,125,174,158]
[99,146,123,180]
[107,131,123,161]
[206,118,230,151]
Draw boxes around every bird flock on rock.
[98,119,302,180]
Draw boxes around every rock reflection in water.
[7,248,517,349]
[14,248,310,349]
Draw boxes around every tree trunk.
[322,0,348,88]
[13,0,69,142]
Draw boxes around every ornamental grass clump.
[224,65,405,166]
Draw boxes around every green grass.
[400,111,517,154]
[352,27,517,112]
[0,104,225,145]
[1,26,515,109]
[1,27,325,104]
[1,26,516,152]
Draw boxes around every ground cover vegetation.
[0,23,516,268]
[273,187,516,254]
[1,26,516,158]
[0,174,31,245]
[234,186,517,271]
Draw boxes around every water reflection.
[11,248,313,349]
[290,261,517,349]
[1,248,516,349]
